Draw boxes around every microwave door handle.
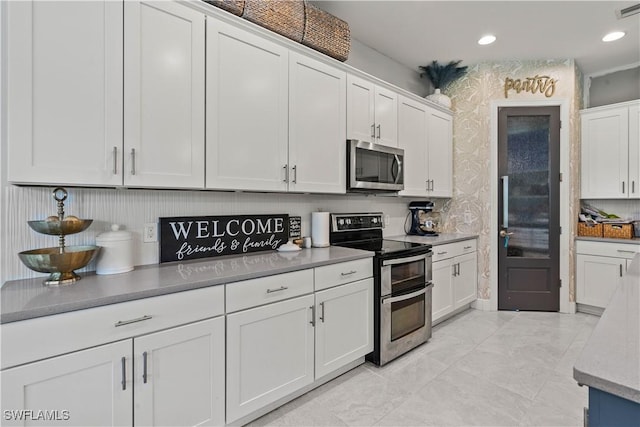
[391,155,401,184]
[395,155,403,184]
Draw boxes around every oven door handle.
[382,284,432,305]
[382,253,429,266]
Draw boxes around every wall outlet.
[143,223,158,243]
[464,211,473,225]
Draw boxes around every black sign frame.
[159,214,289,263]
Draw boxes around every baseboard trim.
[471,298,492,311]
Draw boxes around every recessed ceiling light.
[602,31,626,42]
[478,35,496,45]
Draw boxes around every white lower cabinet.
[226,295,316,424]
[134,317,225,427]
[315,278,373,378]
[576,240,640,311]
[1,340,133,427]
[431,239,478,324]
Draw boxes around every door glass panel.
[506,115,550,258]
[355,148,402,184]
[390,259,425,294]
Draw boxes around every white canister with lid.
[95,224,134,275]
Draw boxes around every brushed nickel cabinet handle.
[620,264,623,277]
[292,165,297,183]
[143,351,148,384]
[115,315,153,327]
[371,124,375,139]
[131,148,136,175]
[121,357,127,391]
[633,181,636,194]
[622,181,626,194]
[341,270,357,276]
[437,251,448,255]
[113,146,118,175]
[266,286,288,294]
[310,305,316,327]
[464,246,473,250]
[376,124,381,139]
[319,302,325,323]
[283,165,288,183]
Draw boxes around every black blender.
[407,201,439,236]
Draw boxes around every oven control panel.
[331,213,384,232]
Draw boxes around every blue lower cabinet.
[588,387,640,427]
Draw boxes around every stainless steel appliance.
[347,140,404,192]
[330,213,433,366]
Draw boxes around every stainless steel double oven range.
[330,213,433,366]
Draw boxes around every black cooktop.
[333,239,428,256]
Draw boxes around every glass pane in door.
[506,116,550,258]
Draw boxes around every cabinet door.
[6,1,123,186]
[576,254,624,308]
[1,341,132,427]
[289,53,346,194]
[226,295,315,424]
[124,1,205,188]
[629,104,639,198]
[206,20,289,192]
[134,317,225,427]
[315,278,373,378]
[346,74,375,143]
[453,252,478,308]
[432,258,455,323]
[398,96,429,197]
[427,108,453,197]
[581,107,629,198]
[374,86,399,147]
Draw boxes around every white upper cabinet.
[581,101,640,199]
[347,74,398,146]
[206,19,289,192]
[398,96,429,197]
[288,53,346,194]
[398,96,453,198]
[124,1,205,189]
[427,108,453,198]
[7,1,124,186]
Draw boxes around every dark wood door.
[498,106,560,311]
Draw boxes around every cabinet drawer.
[314,258,373,291]
[432,239,477,262]
[576,240,640,259]
[1,285,224,370]
[226,269,314,313]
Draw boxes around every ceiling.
[313,1,640,76]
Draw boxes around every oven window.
[391,259,426,294]
[391,294,425,341]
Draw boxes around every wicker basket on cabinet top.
[204,0,245,16]
[242,0,305,42]
[302,2,350,61]
[603,223,635,239]
[577,222,603,238]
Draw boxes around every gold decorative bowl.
[28,218,93,236]
[18,245,100,286]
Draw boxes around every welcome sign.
[159,214,289,263]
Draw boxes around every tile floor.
[250,309,599,427]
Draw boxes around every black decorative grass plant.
[419,60,468,91]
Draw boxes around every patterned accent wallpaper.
[435,59,583,302]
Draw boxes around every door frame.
[489,99,573,313]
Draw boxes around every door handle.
[121,357,127,391]
[131,148,136,175]
[309,305,315,327]
[142,351,148,384]
[499,230,514,238]
[371,124,375,139]
[292,165,297,184]
[113,146,118,175]
[376,124,381,139]
[319,302,325,323]
[283,165,289,183]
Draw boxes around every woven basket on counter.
[603,223,635,239]
[203,0,245,16]
[302,2,350,62]
[242,0,305,42]
[577,222,603,238]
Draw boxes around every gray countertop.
[1,246,373,324]
[387,233,479,246]
[576,236,640,245]
[574,253,640,403]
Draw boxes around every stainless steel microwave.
[347,140,404,192]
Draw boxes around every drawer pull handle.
[142,351,149,384]
[114,315,153,327]
[617,250,636,254]
[266,286,288,294]
[437,251,448,255]
[464,246,473,250]
[121,357,127,391]
[341,270,357,276]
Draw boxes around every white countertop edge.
[575,236,640,245]
[386,233,479,246]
